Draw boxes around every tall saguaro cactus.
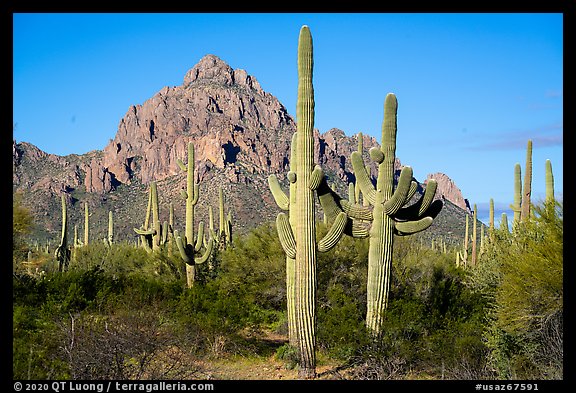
[545,159,554,203]
[84,202,89,246]
[511,163,522,228]
[54,194,71,272]
[471,204,478,266]
[521,139,533,221]
[106,211,114,246]
[349,93,443,336]
[174,141,214,288]
[268,26,347,379]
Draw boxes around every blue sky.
[13,13,563,224]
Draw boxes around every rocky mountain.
[13,54,470,246]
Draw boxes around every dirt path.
[193,331,346,380]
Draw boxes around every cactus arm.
[315,175,374,223]
[144,187,152,229]
[161,220,169,245]
[394,216,434,236]
[276,213,296,259]
[339,199,374,221]
[405,180,419,203]
[351,151,377,205]
[134,227,155,236]
[348,182,356,204]
[309,165,324,190]
[316,178,345,222]
[194,238,214,265]
[394,188,441,222]
[417,179,438,216]
[191,183,200,205]
[176,159,187,172]
[369,147,385,164]
[383,166,413,215]
[194,221,205,252]
[348,220,371,238]
[174,230,191,264]
[394,179,438,220]
[268,175,290,210]
[317,212,347,252]
[208,206,217,240]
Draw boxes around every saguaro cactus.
[545,159,554,203]
[457,214,469,267]
[174,141,214,288]
[489,198,495,233]
[106,211,114,246]
[349,93,443,335]
[268,26,348,378]
[500,212,509,233]
[521,139,532,221]
[54,194,71,272]
[134,181,165,252]
[84,202,89,246]
[471,204,478,266]
[510,163,522,228]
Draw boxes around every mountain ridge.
[13,54,470,245]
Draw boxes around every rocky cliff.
[13,54,468,243]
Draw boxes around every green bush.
[480,201,563,379]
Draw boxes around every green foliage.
[216,223,286,313]
[467,200,563,379]
[13,192,34,265]
[13,197,561,380]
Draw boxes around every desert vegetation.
[13,193,563,380]
[12,25,562,381]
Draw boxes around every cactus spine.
[174,141,214,288]
[54,194,70,272]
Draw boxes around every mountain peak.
[183,54,262,92]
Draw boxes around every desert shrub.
[481,201,563,379]
[342,238,491,379]
[13,192,34,269]
[317,284,371,361]
[57,308,201,380]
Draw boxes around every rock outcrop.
[13,54,468,240]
